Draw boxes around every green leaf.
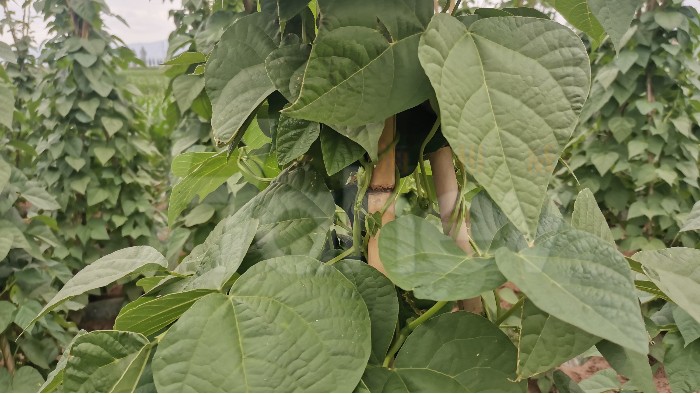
[591,151,619,175]
[263,0,310,21]
[548,0,640,50]
[496,229,648,354]
[168,152,238,225]
[101,117,123,137]
[165,51,206,66]
[39,331,85,393]
[65,156,86,172]
[578,368,622,393]
[571,188,615,244]
[379,215,505,301]
[170,152,214,177]
[663,332,700,392]
[31,246,167,326]
[183,203,216,227]
[152,257,371,392]
[418,15,590,238]
[5,366,44,393]
[174,218,258,290]
[0,42,16,63]
[0,233,11,262]
[21,186,61,211]
[329,122,384,161]
[587,0,642,50]
[632,248,700,328]
[275,114,320,166]
[597,340,654,392]
[93,146,116,165]
[0,158,10,194]
[389,312,524,392]
[0,81,13,130]
[283,0,433,126]
[518,300,600,379]
[673,305,700,347]
[64,331,153,392]
[609,116,635,143]
[470,191,527,253]
[654,10,686,30]
[172,75,205,113]
[0,301,17,333]
[265,43,311,102]
[77,98,100,121]
[680,201,700,232]
[319,126,364,175]
[114,290,213,336]
[336,259,399,365]
[206,13,277,145]
[236,166,335,264]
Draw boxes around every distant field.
[123,67,169,98]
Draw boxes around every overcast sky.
[1,0,177,45]
[1,0,700,46]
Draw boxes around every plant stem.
[382,301,448,368]
[418,118,440,199]
[367,117,397,274]
[0,335,15,375]
[325,247,355,266]
[495,296,526,326]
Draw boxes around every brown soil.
[558,356,670,393]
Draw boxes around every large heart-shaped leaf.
[31,246,168,325]
[283,0,433,126]
[362,312,524,392]
[419,15,590,237]
[64,331,152,393]
[496,229,647,353]
[336,260,398,365]
[632,248,700,327]
[206,13,278,144]
[379,215,505,301]
[236,166,335,265]
[152,257,371,392]
[518,300,600,379]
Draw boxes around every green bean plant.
[32,0,162,268]
[558,0,700,252]
[32,0,700,392]
[0,45,77,392]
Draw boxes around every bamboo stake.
[367,117,397,275]
[429,147,483,313]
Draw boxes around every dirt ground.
[558,356,670,393]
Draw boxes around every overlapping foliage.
[0,12,81,392]
[5,0,697,393]
[559,1,700,251]
[32,0,162,268]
